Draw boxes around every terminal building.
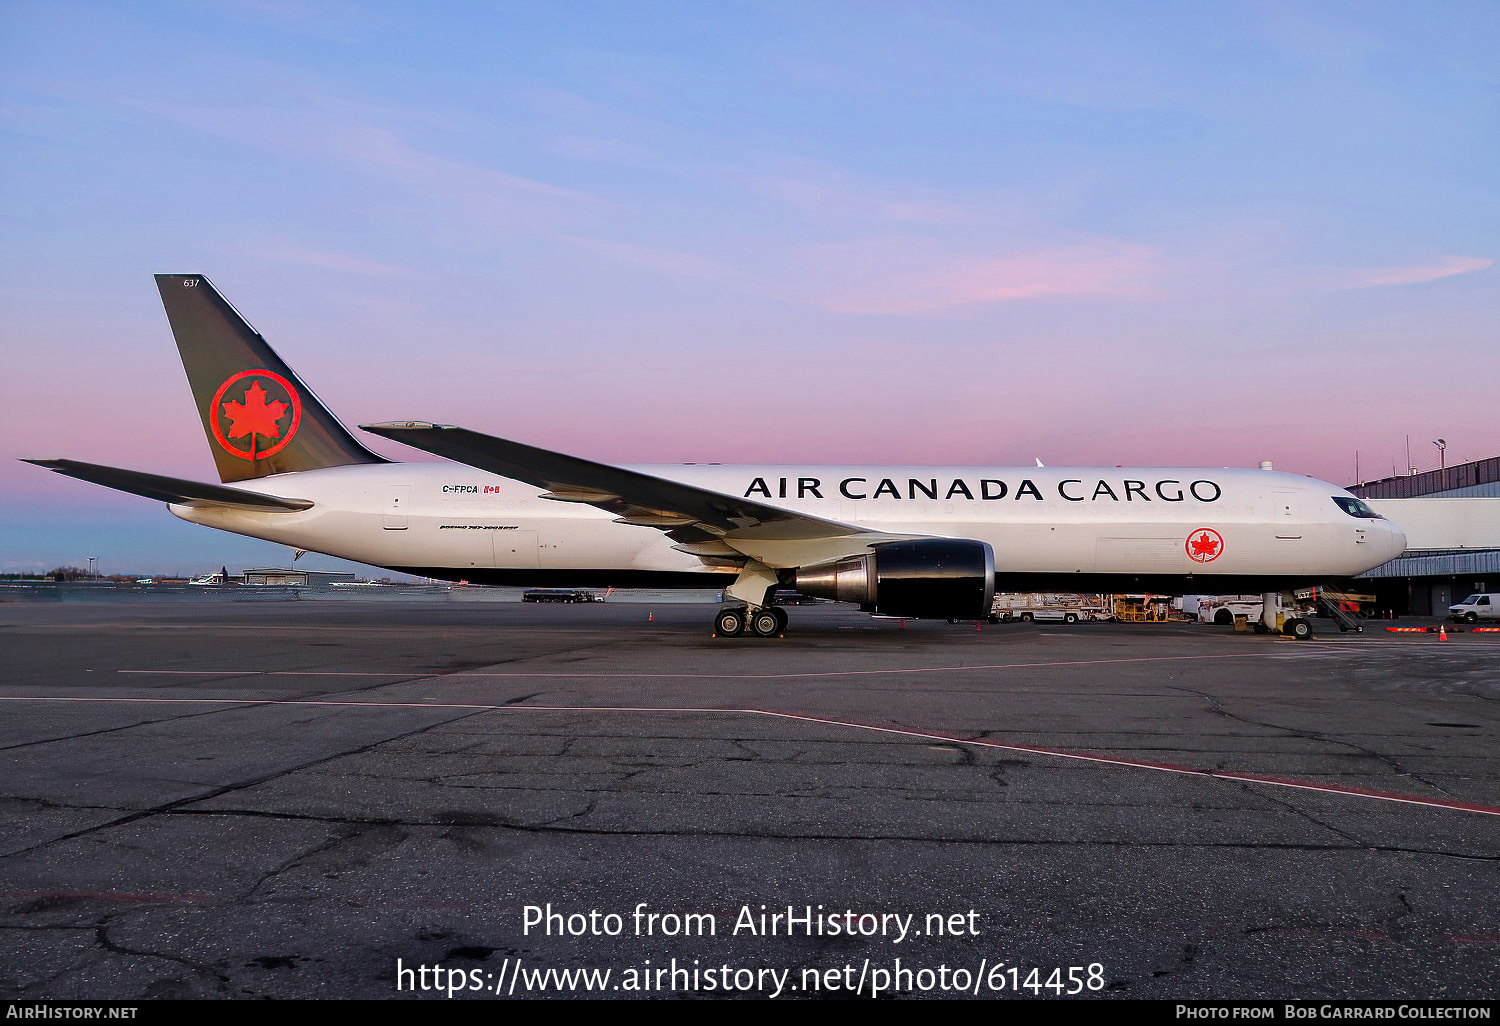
[1351,456,1500,615]
[241,567,357,587]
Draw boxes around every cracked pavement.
[0,599,1496,999]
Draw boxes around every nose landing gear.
[1262,591,1315,640]
[1284,617,1313,640]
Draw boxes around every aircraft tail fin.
[154,274,385,483]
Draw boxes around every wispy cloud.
[568,234,1163,315]
[110,91,589,225]
[798,240,1163,314]
[737,165,985,227]
[319,122,584,202]
[1346,255,1492,288]
[237,244,419,278]
[564,237,767,292]
[97,75,1160,317]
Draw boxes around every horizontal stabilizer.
[22,459,313,512]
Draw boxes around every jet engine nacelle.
[794,539,995,619]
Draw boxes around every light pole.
[1432,438,1447,471]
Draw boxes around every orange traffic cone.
[1439,623,1447,641]
[648,611,653,622]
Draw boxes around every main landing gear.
[715,605,787,638]
[715,559,789,638]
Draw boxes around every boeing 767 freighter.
[25,275,1406,638]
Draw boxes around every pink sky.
[2,2,1496,571]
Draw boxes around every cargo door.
[494,530,540,570]
[383,485,411,530]
[1095,537,1180,572]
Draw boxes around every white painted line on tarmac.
[110,651,1283,680]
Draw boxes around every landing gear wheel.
[715,607,746,637]
[771,606,788,634]
[1284,618,1313,640]
[750,608,781,638]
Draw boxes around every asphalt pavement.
[0,599,1495,999]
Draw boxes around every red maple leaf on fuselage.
[222,381,288,442]
[1189,532,1220,558]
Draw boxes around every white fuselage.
[169,462,1407,585]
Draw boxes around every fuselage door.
[1272,490,1302,539]
[383,485,411,530]
[496,530,540,569]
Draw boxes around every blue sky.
[2,1,1496,574]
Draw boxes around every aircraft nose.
[1382,518,1407,560]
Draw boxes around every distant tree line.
[29,567,137,582]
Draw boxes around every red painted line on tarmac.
[754,709,1500,817]
[2,695,1496,819]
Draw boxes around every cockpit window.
[1332,496,1382,519]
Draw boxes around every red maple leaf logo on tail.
[222,381,289,441]
[208,370,302,461]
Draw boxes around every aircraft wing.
[360,422,898,561]
[22,459,314,512]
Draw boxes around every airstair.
[1309,587,1368,634]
